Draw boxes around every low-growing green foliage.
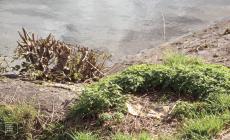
[71,82,127,118]
[171,101,209,119]
[99,112,124,123]
[72,54,230,114]
[71,53,230,139]
[112,133,133,140]
[207,93,230,113]
[0,104,37,140]
[38,123,66,140]
[136,132,152,140]
[111,132,153,140]
[152,134,179,140]
[70,132,99,140]
[163,52,204,66]
[182,112,230,140]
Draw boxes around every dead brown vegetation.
[15,28,110,82]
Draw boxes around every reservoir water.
[0,0,230,61]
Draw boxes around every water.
[0,0,230,61]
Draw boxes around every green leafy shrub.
[71,82,127,118]
[118,63,230,98]
[71,54,230,139]
[72,53,230,116]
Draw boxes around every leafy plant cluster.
[71,54,230,139]
[15,28,110,82]
[67,131,175,140]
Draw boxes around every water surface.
[0,0,230,61]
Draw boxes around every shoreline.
[124,18,230,66]
[107,18,230,75]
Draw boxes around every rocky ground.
[125,19,230,68]
[0,77,83,120]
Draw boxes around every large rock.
[0,77,83,118]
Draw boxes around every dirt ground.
[0,19,229,139]
[124,19,230,68]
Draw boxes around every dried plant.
[15,28,110,82]
[0,56,8,74]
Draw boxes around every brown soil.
[112,93,178,136]
[124,19,230,68]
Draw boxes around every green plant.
[171,101,209,119]
[136,132,152,140]
[111,132,162,140]
[71,54,230,139]
[99,113,113,122]
[99,112,125,123]
[152,134,178,140]
[0,104,37,140]
[71,82,127,118]
[112,133,132,140]
[72,54,230,114]
[38,123,66,140]
[70,132,98,140]
[207,93,230,113]
[182,115,227,140]
[163,52,203,66]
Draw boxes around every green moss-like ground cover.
[71,54,230,139]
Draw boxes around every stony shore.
[125,19,230,67]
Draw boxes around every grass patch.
[163,52,204,66]
[112,133,133,140]
[70,132,99,140]
[0,104,37,140]
[182,112,230,140]
[111,132,176,140]
[70,53,230,139]
[111,132,153,140]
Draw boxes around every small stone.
[213,53,219,58]
[162,106,170,113]
[126,103,142,116]
[146,110,163,119]
[223,28,230,35]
